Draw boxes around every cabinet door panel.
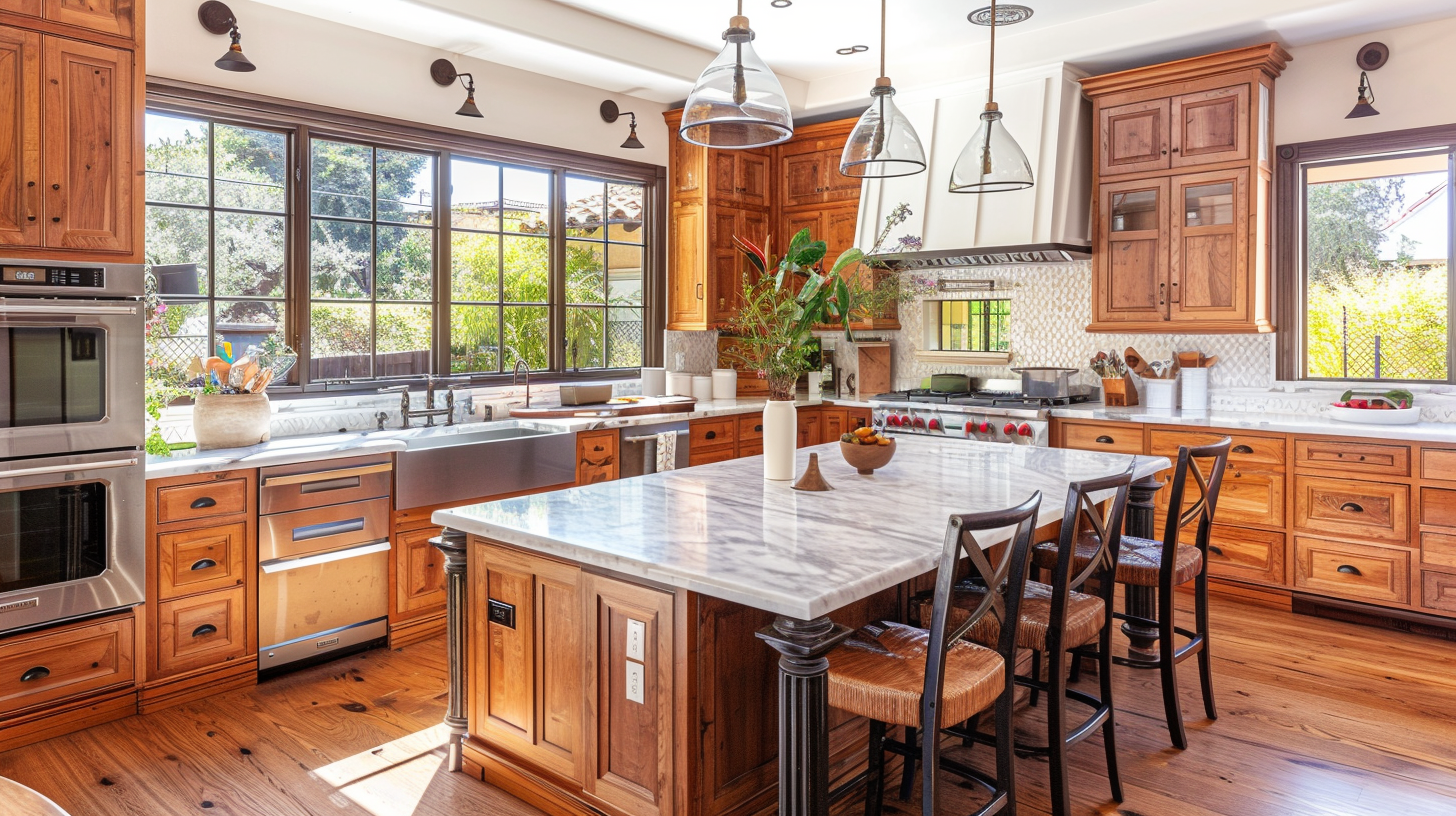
[1096,178,1167,322]
[155,587,249,677]
[577,429,619,485]
[822,147,860,203]
[1206,525,1285,586]
[1170,169,1247,323]
[1099,98,1169,176]
[667,204,705,329]
[736,150,771,208]
[0,1,41,16]
[0,26,40,247]
[709,151,737,202]
[42,36,132,252]
[1172,85,1248,167]
[395,524,446,617]
[158,522,248,601]
[781,151,824,208]
[1294,537,1410,604]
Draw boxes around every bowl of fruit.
[1329,389,1420,425]
[840,426,896,474]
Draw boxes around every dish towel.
[655,431,677,473]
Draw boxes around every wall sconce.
[600,100,644,149]
[430,59,484,118]
[198,2,255,73]
[1346,42,1388,119]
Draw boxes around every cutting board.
[510,396,698,419]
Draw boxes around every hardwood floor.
[3,593,1456,816]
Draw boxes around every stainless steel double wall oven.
[0,259,146,634]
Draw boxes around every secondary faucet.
[513,359,531,408]
[378,375,470,429]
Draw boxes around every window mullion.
[548,168,566,373]
[436,149,452,378]
[293,126,312,386]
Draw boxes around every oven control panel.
[1,265,105,288]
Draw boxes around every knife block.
[1102,375,1139,407]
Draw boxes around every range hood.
[855,63,1092,269]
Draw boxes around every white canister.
[1180,367,1209,412]
[667,372,693,397]
[762,399,798,481]
[641,367,667,397]
[806,371,823,403]
[1143,377,1179,410]
[692,375,714,403]
[711,368,737,400]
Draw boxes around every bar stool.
[0,778,70,816]
[825,492,1041,816]
[1033,437,1230,750]
[910,467,1134,816]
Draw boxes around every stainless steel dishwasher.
[257,454,393,673]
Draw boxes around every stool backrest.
[1049,465,1135,639]
[1160,437,1232,557]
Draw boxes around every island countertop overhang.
[434,437,1172,620]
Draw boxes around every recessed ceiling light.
[967,4,1034,26]
[837,44,869,55]
[771,0,792,7]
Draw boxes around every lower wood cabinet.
[1206,525,1286,585]
[154,586,249,677]
[1420,571,1456,613]
[1293,474,1409,545]
[1059,420,1143,454]
[0,613,134,717]
[157,522,247,601]
[394,523,447,617]
[1294,537,1411,605]
[578,430,620,485]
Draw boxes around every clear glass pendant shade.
[949,107,1033,193]
[840,84,926,178]
[679,22,794,149]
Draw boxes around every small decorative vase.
[762,399,798,481]
[193,392,272,450]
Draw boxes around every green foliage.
[1306,266,1448,380]
[1307,178,1411,286]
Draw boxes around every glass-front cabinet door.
[1096,178,1169,323]
[1170,169,1249,324]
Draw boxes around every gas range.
[868,379,1095,447]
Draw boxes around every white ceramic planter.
[193,392,272,450]
[762,399,798,481]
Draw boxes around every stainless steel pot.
[1010,367,1079,398]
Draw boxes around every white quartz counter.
[145,397,872,479]
[433,436,1169,620]
[1050,403,1456,445]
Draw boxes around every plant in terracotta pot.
[721,228,864,480]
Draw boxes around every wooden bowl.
[840,438,896,475]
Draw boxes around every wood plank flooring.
[2,593,1456,816]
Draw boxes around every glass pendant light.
[950,0,1034,193]
[679,1,794,149]
[839,0,926,178]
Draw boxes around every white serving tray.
[1328,405,1421,425]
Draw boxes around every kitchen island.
[433,437,1170,816]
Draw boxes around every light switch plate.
[625,661,645,705]
[626,618,646,662]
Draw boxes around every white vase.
[193,392,272,450]
[763,399,798,481]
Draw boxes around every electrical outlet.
[626,618,646,662]
[625,661,645,705]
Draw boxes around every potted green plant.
[722,228,864,480]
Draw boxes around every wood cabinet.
[578,429,620,485]
[1057,419,1144,454]
[0,613,133,718]
[779,136,859,208]
[1083,43,1287,334]
[2,0,135,38]
[143,469,258,712]
[796,409,821,448]
[1294,537,1410,605]
[710,148,770,209]
[395,524,447,616]
[0,25,40,247]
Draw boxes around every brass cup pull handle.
[754,424,763,432]
[191,624,218,638]
[1232,445,1254,454]
[1208,544,1225,557]
[1339,502,1365,513]
[1095,435,1115,444]
[190,496,217,510]
[20,666,50,683]
[190,558,218,571]
[705,430,717,440]
[1336,564,1362,576]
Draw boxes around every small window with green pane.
[935,299,1011,353]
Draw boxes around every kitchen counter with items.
[1049,403,1456,445]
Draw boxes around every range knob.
[1017,423,1034,437]
[912,416,926,429]
[964,421,976,435]
[886,414,902,427]
[928,418,941,431]
[1003,422,1018,437]
[978,421,991,434]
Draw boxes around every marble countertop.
[434,436,1170,620]
[146,396,872,479]
[1050,404,1456,444]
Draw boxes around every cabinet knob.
[51,217,60,223]
[51,184,59,191]
[705,430,717,440]
[27,181,34,187]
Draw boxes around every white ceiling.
[253,0,1456,115]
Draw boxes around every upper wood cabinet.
[710,149,770,209]
[43,36,132,254]
[0,26,41,247]
[0,0,134,40]
[1083,43,1288,334]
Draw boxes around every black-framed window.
[935,299,1010,353]
[144,112,289,377]
[142,83,663,392]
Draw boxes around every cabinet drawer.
[1060,422,1142,454]
[1420,570,1456,614]
[0,615,134,716]
[1294,537,1410,604]
[689,446,737,467]
[158,522,247,601]
[1420,448,1456,482]
[1148,429,1284,469]
[1295,438,1409,477]
[738,440,763,458]
[690,418,736,451]
[576,430,619,485]
[155,587,249,677]
[1293,475,1409,544]
[1153,465,1283,527]
[1421,532,1456,571]
[1206,525,1285,585]
[156,478,248,524]
[738,413,765,442]
[1420,487,1456,529]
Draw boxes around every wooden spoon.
[1124,347,1150,377]
[1202,355,1219,368]
[1177,351,1204,369]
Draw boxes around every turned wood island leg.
[1122,476,1163,662]
[432,527,470,772]
[756,614,854,816]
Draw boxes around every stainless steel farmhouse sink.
[393,421,576,510]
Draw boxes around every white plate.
[1327,405,1421,425]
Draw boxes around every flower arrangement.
[143,276,190,456]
